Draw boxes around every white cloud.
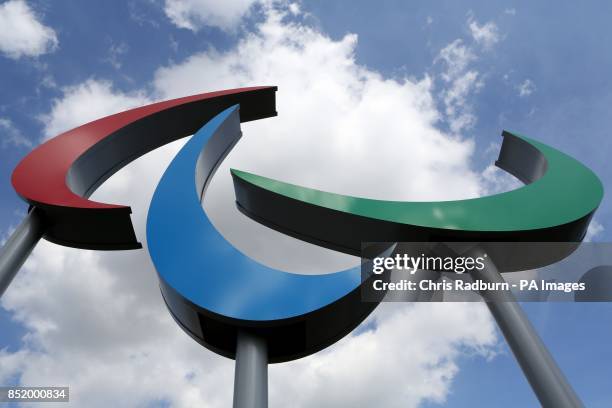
[288,2,300,15]
[40,79,150,140]
[164,0,260,32]
[128,0,161,28]
[270,303,496,408]
[104,42,129,70]
[436,39,475,82]
[434,16,502,134]
[0,0,58,59]
[0,117,32,148]
[1,224,17,246]
[504,8,516,16]
[517,78,536,97]
[441,70,482,132]
[0,5,500,407]
[585,219,604,242]
[468,18,500,49]
[435,39,482,133]
[481,163,522,195]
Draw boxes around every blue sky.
[0,1,611,407]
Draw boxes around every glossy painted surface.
[231,133,603,232]
[147,106,361,322]
[12,87,271,210]
[10,86,276,249]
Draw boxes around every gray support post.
[233,331,268,408]
[472,251,584,408]
[0,209,44,298]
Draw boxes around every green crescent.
[230,131,603,257]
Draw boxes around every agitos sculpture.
[0,86,603,408]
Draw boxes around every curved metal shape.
[576,266,612,301]
[147,106,387,363]
[231,131,603,265]
[11,86,277,250]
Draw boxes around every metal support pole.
[233,331,268,408]
[472,251,584,408]
[0,209,44,298]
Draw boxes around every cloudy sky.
[1,1,612,407]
